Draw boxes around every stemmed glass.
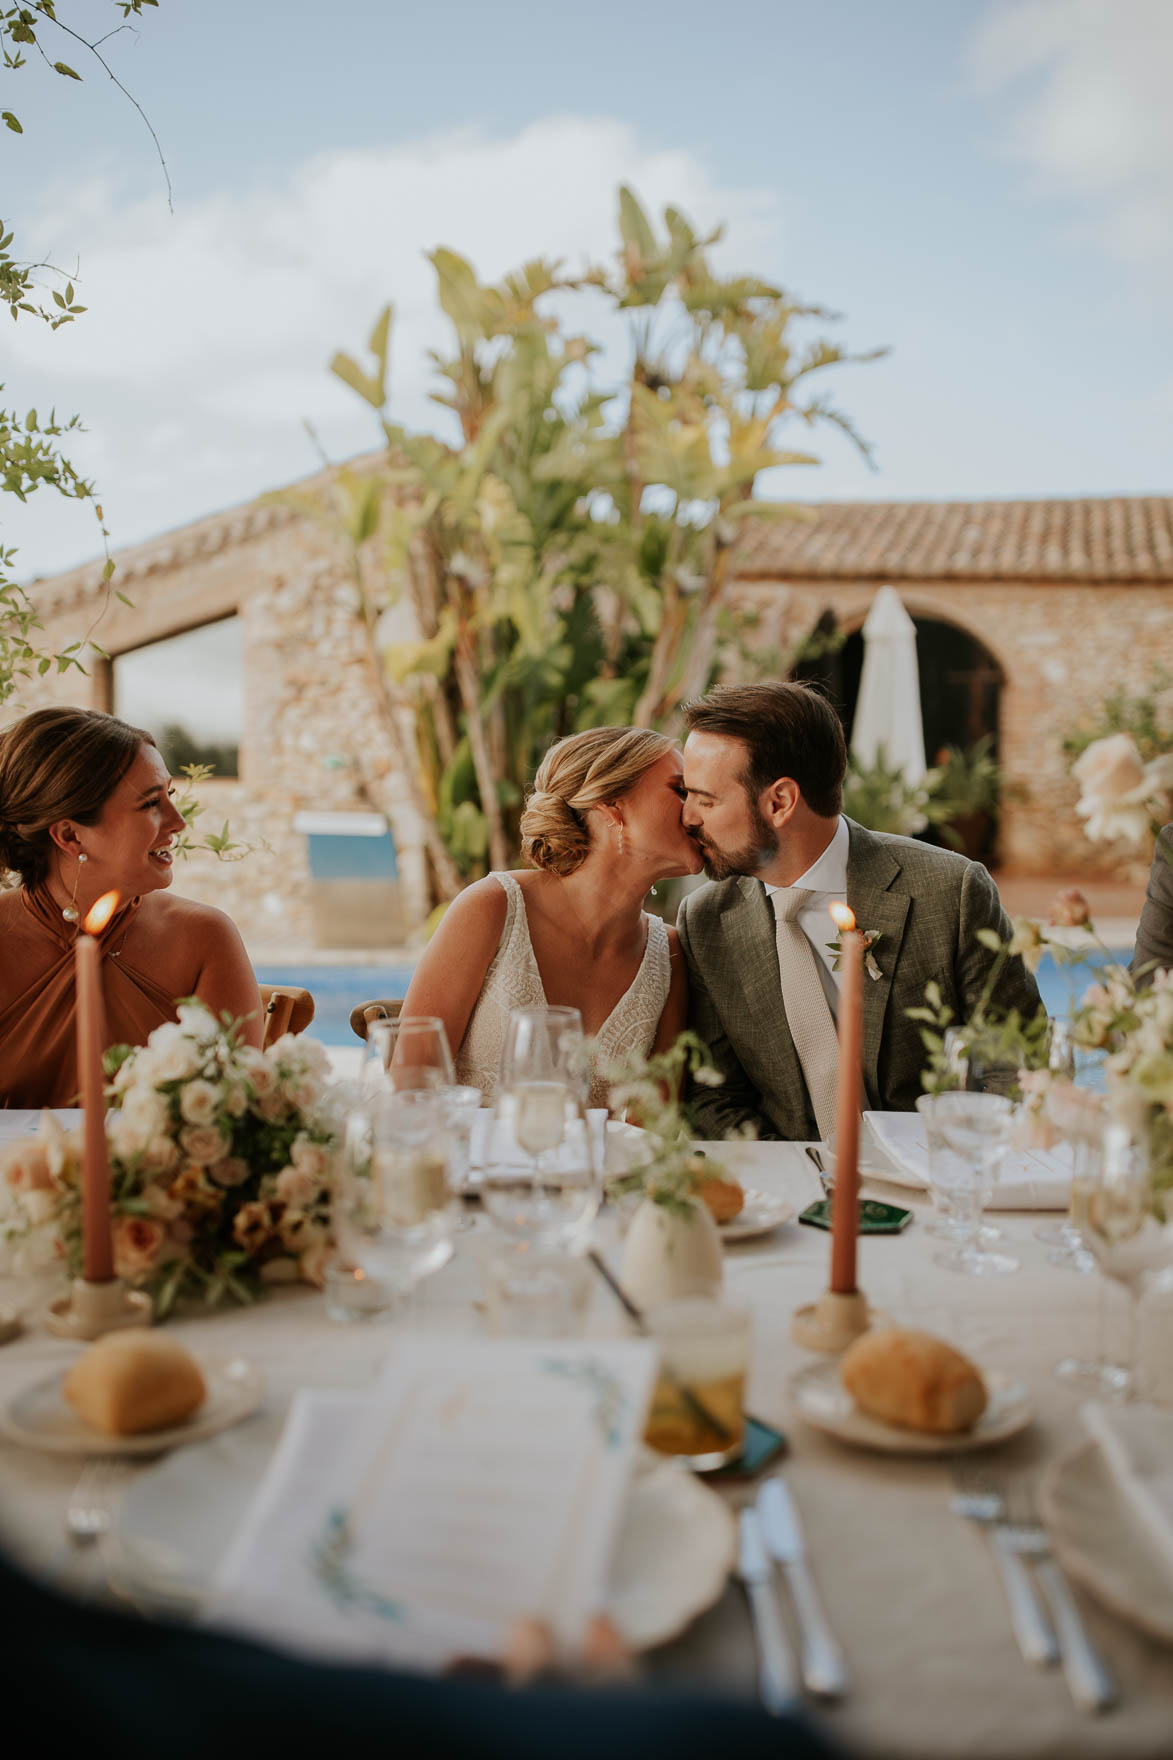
[360,1015,456,1098]
[1033,1020,1092,1268]
[499,1005,589,1098]
[918,1091,1018,1275]
[334,1089,457,1310]
[482,1086,599,1255]
[1075,1124,1170,1402]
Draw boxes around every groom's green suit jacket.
[676,819,1041,1141]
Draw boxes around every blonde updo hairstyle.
[520,725,675,877]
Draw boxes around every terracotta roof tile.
[733,497,1173,582]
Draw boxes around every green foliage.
[1,2,163,707]
[325,188,879,895]
[844,736,1005,846]
[1062,665,1173,765]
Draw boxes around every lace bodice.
[453,871,671,1105]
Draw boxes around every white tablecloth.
[2,1139,1172,1758]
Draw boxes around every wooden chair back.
[349,998,404,1041]
[259,985,316,1048]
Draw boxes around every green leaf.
[976,927,1004,952]
[2,113,23,135]
[53,62,82,80]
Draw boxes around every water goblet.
[919,1091,1018,1275]
[916,1092,1004,1246]
[481,1079,599,1254]
[361,1015,456,1098]
[334,1089,456,1308]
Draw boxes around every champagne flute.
[1077,1124,1169,1402]
[499,1006,589,1099]
[482,1081,599,1254]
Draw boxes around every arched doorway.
[793,605,1005,862]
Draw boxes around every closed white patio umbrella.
[850,584,927,787]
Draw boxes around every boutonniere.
[826,926,884,980]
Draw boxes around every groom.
[675,682,1040,1141]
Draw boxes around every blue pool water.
[259,945,1134,1048]
[256,964,417,1047]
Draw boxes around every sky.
[4,0,1172,582]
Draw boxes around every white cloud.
[5,117,777,580]
[970,0,1173,267]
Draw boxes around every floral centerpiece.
[0,1002,341,1314]
[603,1030,733,1216]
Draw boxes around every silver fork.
[1003,1481,1118,1716]
[949,1461,1058,1668]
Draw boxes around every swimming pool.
[259,945,1135,1048]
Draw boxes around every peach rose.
[179,1124,230,1166]
[274,1163,321,1209]
[112,1214,166,1279]
[179,1079,221,1126]
[1049,888,1090,929]
[209,1156,251,1187]
[3,1142,56,1194]
[290,1136,331,1181]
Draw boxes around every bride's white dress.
[453,871,671,1105]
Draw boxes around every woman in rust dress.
[0,707,262,1107]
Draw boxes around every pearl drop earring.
[62,852,86,924]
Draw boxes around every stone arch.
[792,595,1007,860]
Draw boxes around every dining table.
[1,1130,1172,1760]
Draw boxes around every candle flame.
[829,902,857,932]
[82,891,120,936]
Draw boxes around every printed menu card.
[206,1335,658,1672]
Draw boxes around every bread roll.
[697,1173,745,1224]
[840,1328,987,1434]
[63,1329,206,1436]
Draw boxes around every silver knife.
[736,1506,797,1714]
[757,1476,848,1700]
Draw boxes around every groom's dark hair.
[682,682,847,817]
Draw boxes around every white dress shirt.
[763,815,850,1019]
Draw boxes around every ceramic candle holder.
[791,1287,873,1353]
[45,1276,153,1340]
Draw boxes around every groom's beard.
[693,800,779,880]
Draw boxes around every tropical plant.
[843,736,1005,845]
[317,188,879,898]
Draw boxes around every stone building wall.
[12,484,1171,954]
[11,496,431,954]
[729,576,1173,881]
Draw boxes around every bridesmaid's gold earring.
[62,852,86,924]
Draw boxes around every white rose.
[179,1124,230,1166]
[141,1136,180,1176]
[121,1085,170,1138]
[1073,733,1145,804]
[284,1075,323,1111]
[146,1023,205,1084]
[22,1188,59,1226]
[238,1047,277,1097]
[223,1082,249,1118]
[177,1002,218,1039]
[179,1079,221,1125]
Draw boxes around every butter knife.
[757,1476,848,1700]
[736,1506,797,1714]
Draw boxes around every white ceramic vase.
[618,1196,724,1310]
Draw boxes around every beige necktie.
[771,888,840,1143]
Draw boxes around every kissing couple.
[401,681,1039,1138]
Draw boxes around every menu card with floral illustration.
[205,1335,658,1672]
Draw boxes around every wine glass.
[360,1015,456,1097]
[481,1079,600,1254]
[499,1006,589,1099]
[1034,1020,1091,1263]
[334,1090,456,1305]
[1076,1124,1171,1401]
[915,1092,1004,1247]
[919,1091,1018,1275]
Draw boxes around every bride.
[399,726,704,1103]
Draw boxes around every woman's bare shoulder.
[139,892,245,945]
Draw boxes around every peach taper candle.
[828,902,862,1295]
[77,890,119,1283]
